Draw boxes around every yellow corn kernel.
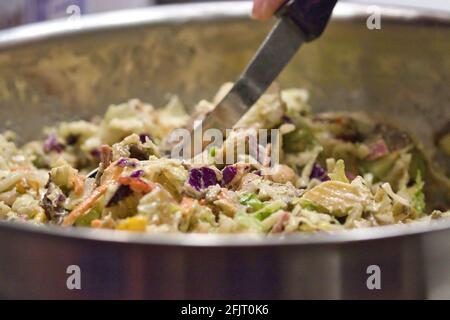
[34,211,47,223]
[15,179,27,194]
[116,216,147,232]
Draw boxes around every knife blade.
[198,0,338,134]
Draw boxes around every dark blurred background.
[0,0,448,30]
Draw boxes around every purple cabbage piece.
[57,194,66,203]
[282,115,294,124]
[44,135,65,153]
[106,185,133,208]
[310,163,330,182]
[116,158,138,168]
[188,169,203,191]
[90,148,101,159]
[131,170,145,178]
[201,168,218,188]
[65,134,79,146]
[139,134,153,144]
[335,132,363,143]
[345,171,357,182]
[222,166,238,186]
[188,167,218,191]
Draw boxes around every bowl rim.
[0,1,449,50]
[0,1,449,246]
[2,217,450,247]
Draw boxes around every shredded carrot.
[118,177,154,194]
[63,184,109,227]
[100,164,123,183]
[69,174,85,196]
[64,160,128,227]
[111,167,124,180]
[10,166,30,172]
[91,219,102,228]
[181,197,195,210]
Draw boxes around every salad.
[0,84,448,234]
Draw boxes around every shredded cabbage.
[0,84,448,234]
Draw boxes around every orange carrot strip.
[69,174,85,196]
[118,177,154,194]
[100,164,123,184]
[10,166,30,172]
[91,219,102,228]
[63,184,109,227]
[181,197,195,209]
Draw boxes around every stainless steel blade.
[200,17,306,133]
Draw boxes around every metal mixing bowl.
[0,1,449,299]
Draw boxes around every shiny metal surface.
[0,1,449,299]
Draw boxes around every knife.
[197,0,338,134]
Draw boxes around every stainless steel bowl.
[0,1,449,299]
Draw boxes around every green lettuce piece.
[75,208,101,227]
[283,119,316,153]
[328,159,349,183]
[235,212,263,232]
[360,152,398,181]
[409,149,427,182]
[412,171,426,214]
[239,193,264,211]
[254,201,285,221]
[299,199,326,212]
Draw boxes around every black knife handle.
[277,0,338,42]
